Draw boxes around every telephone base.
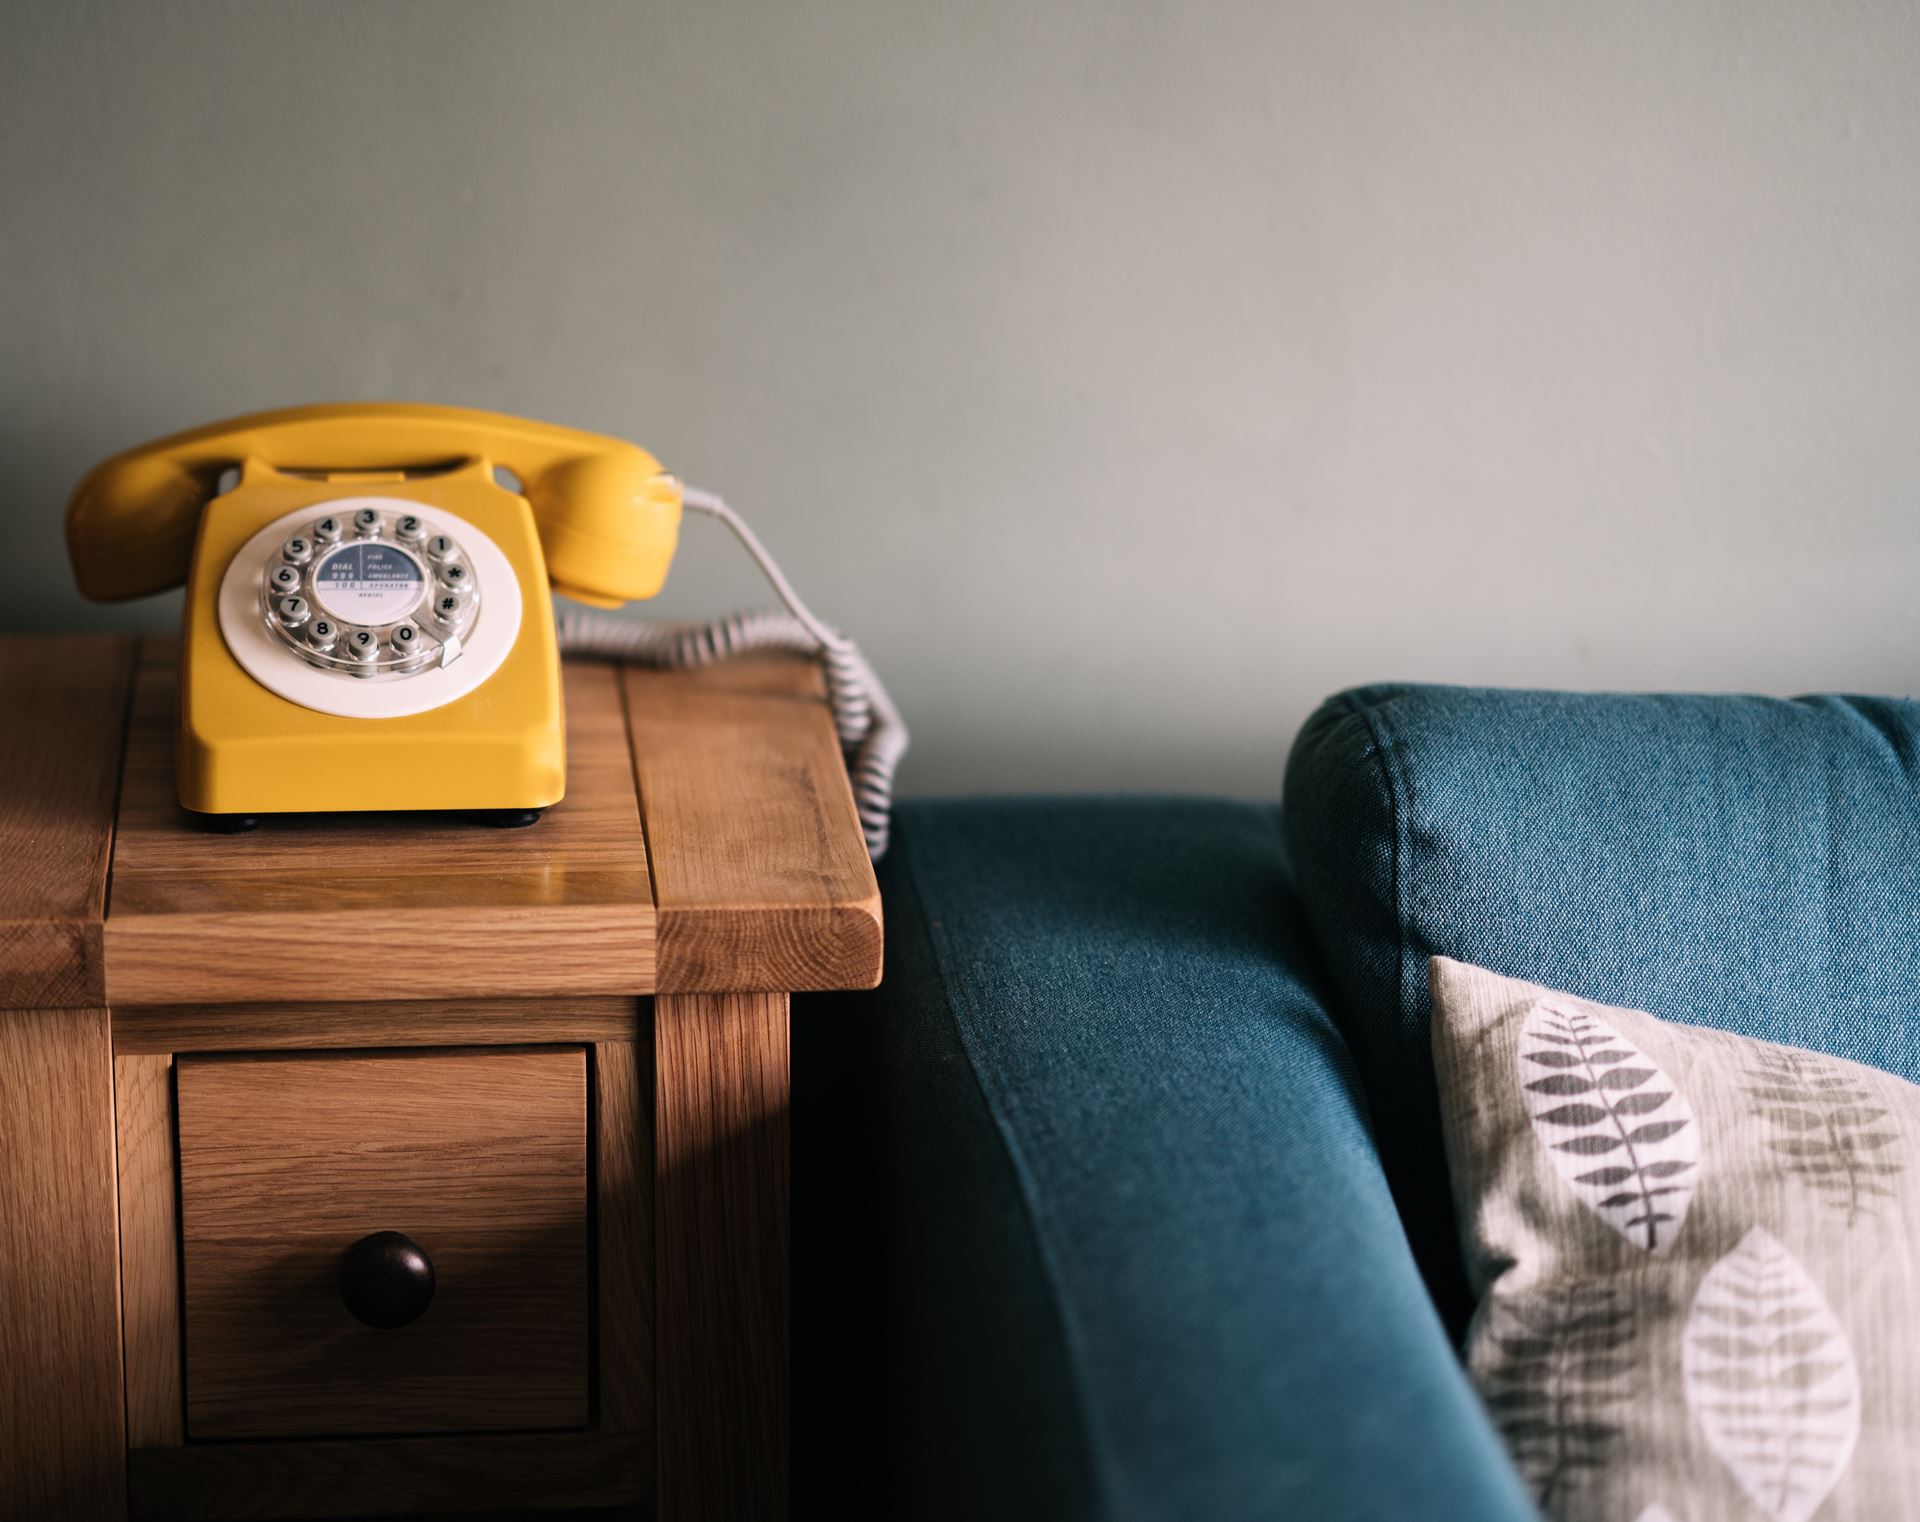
[176,465,567,820]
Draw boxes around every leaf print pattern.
[1684,1228,1859,1522]
[1519,1000,1700,1254]
[1479,1280,1636,1512]
[1746,1046,1905,1228]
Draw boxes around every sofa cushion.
[1283,684,1920,1333]
[1432,954,1920,1522]
[798,798,1536,1522]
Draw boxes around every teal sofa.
[797,683,1920,1520]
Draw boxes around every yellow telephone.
[67,403,685,826]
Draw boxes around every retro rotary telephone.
[66,403,904,846]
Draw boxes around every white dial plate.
[218,498,523,719]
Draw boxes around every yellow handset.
[67,402,683,608]
[65,403,686,824]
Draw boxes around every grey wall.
[6,1,1919,796]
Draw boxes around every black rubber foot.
[204,814,262,834]
[473,808,544,829]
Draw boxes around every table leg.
[654,992,791,1521]
[0,1005,127,1521]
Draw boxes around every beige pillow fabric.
[1429,955,1920,1522]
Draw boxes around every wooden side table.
[0,635,882,1522]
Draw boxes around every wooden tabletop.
[0,635,881,1008]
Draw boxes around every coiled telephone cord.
[554,486,907,859]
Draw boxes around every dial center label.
[309,542,427,624]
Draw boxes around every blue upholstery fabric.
[798,798,1536,1522]
[1283,684,1920,1330]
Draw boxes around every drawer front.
[176,1046,589,1440]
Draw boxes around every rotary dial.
[259,508,479,677]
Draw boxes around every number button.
[345,626,380,676]
[394,514,425,543]
[313,516,344,543]
[306,618,338,650]
[353,508,383,536]
[275,596,310,627]
[268,564,303,595]
[281,536,313,565]
[425,535,459,564]
[389,623,420,656]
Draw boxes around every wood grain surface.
[103,644,655,1005]
[0,1004,127,1521]
[175,1046,590,1439]
[655,992,791,1522]
[0,636,135,1008]
[116,1052,185,1448]
[111,994,640,1054]
[594,1037,653,1435]
[126,1429,647,1519]
[96,644,885,1003]
[624,658,883,992]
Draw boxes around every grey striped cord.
[553,485,907,859]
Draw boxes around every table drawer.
[175,1046,590,1440]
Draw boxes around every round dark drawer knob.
[339,1231,435,1329]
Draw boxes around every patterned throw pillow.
[1429,955,1920,1522]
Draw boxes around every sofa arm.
[796,799,1535,1522]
